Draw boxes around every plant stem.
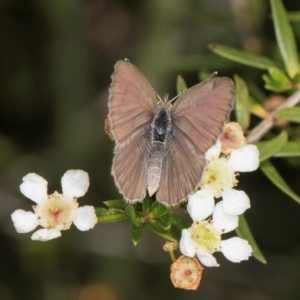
[247,89,300,143]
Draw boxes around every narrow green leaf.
[176,75,188,94]
[260,159,300,204]
[208,44,282,70]
[236,214,266,264]
[103,199,126,209]
[131,224,145,246]
[234,74,250,130]
[275,107,300,123]
[270,0,299,78]
[274,141,300,157]
[287,11,300,22]
[262,68,293,92]
[149,223,175,242]
[255,131,288,162]
[96,208,127,223]
[150,202,169,219]
[247,80,267,104]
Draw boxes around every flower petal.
[227,144,259,172]
[179,229,196,257]
[212,201,238,234]
[31,228,61,241]
[196,249,219,267]
[222,189,250,215]
[73,206,97,231]
[61,170,89,199]
[205,138,221,160]
[187,189,215,221]
[20,173,48,204]
[220,237,252,262]
[11,209,39,233]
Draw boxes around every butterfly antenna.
[155,92,163,102]
[207,71,218,80]
[169,94,179,103]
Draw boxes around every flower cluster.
[11,170,97,241]
[180,122,259,267]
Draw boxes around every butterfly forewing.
[172,77,234,154]
[108,60,157,143]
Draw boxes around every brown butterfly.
[108,59,234,205]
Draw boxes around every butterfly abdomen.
[147,104,172,197]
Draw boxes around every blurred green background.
[1,0,300,299]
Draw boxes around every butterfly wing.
[108,59,157,142]
[172,77,234,153]
[109,60,157,201]
[156,128,206,205]
[157,77,234,205]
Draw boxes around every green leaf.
[157,215,172,230]
[103,199,126,209]
[176,75,188,94]
[262,68,293,92]
[234,74,250,130]
[236,215,266,264]
[131,224,145,246]
[275,107,300,123]
[150,202,170,218]
[142,196,152,214]
[208,44,283,70]
[247,80,267,104]
[270,0,299,78]
[274,141,300,157]
[287,11,300,22]
[125,205,143,227]
[96,208,127,223]
[256,131,288,162]
[260,159,300,204]
[149,223,175,242]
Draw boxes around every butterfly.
[107,59,234,205]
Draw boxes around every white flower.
[180,199,252,267]
[200,142,259,216]
[11,170,97,241]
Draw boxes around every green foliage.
[275,107,300,123]
[260,159,300,204]
[270,0,299,78]
[234,74,250,130]
[256,131,288,162]
[210,0,300,209]
[208,44,283,70]
[98,197,187,245]
[236,215,267,264]
[176,75,188,94]
[262,68,293,92]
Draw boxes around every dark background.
[1,0,300,299]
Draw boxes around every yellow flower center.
[201,158,236,197]
[190,222,221,253]
[34,191,78,230]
